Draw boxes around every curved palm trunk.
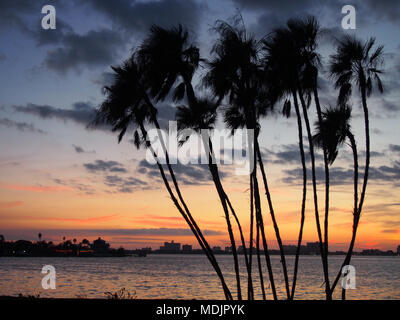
[205,136,253,299]
[297,88,331,299]
[246,106,276,300]
[140,123,232,299]
[225,195,253,299]
[256,205,267,300]
[290,93,308,299]
[330,86,370,297]
[249,174,256,300]
[253,157,277,300]
[202,136,242,300]
[255,141,290,299]
[358,87,370,217]
[330,132,359,297]
[312,86,331,296]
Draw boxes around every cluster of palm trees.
[93,15,384,300]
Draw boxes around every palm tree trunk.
[312,86,332,297]
[225,195,253,299]
[297,88,331,300]
[249,174,255,300]
[246,105,276,300]
[358,87,370,216]
[140,122,233,299]
[330,132,359,297]
[290,94,308,300]
[205,136,253,299]
[150,117,225,290]
[256,205,266,300]
[255,141,290,299]
[145,96,215,260]
[253,159,277,300]
[202,135,242,300]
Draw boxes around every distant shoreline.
[1,252,399,257]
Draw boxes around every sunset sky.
[0,0,399,251]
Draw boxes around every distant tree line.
[0,234,125,257]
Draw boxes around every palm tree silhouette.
[38,233,42,242]
[204,17,283,299]
[137,23,246,299]
[263,25,312,300]
[93,53,232,299]
[313,105,358,300]
[137,24,239,299]
[137,24,199,108]
[329,36,384,296]
[286,17,332,299]
[263,19,334,299]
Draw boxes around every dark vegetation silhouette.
[93,14,385,300]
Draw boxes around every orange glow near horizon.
[1,169,399,252]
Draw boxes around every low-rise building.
[160,240,181,252]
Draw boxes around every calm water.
[0,255,399,299]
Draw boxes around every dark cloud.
[89,228,223,236]
[235,0,400,31]
[3,227,223,237]
[72,144,95,154]
[13,100,175,134]
[239,0,343,37]
[84,160,127,173]
[381,229,399,234]
[381,99,400,113]
[43,29,125,74]
[53,178,96,195]
[0,1,70,44]
[370,151,386,158]
[0,0,38,32]
[92,71,115,88]
[283,166,352,186]
[389,144,400,153]
[283,161,400,186]
[358,0,400,24]
[104,175,149,193]
[14,102,96,127]
[0,117,46,134]
[1,0,206,73]
[137,159,218,186]
[34,18,74,47]
[81,0,206,34]
[262,144,323,165]
[0,1,123,73]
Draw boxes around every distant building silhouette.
[213,246,222,253]
[397,245,400,255]
[182,244,192,252]
[160,240,180,252]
